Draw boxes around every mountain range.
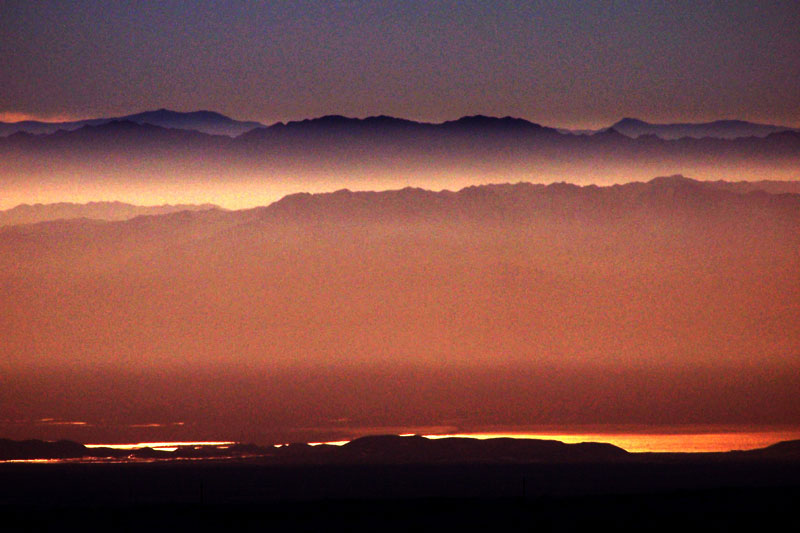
[3,112,799,208]
[3,175,800,227]
[2,177,798,444]
[2,109,797,140]
[0,201,219,227]
[599,117,799,139]
[0,109,264,137]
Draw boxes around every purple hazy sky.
[1,0,799,128]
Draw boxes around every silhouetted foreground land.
[1,436,799,531]
[4,434,800,463]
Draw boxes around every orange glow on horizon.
[0,111,83,123]
[422,431,800,453]
[84,441,235,450]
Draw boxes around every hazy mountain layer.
[1,177,798,443]
[2,116,799,208]
[2,109,795,140]
[608,118,799,140]
[0,109,263,137]
[0,201,219,227]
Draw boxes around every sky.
[2,0,799,129]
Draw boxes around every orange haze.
[1,179,799,444]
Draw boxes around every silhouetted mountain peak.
[262,115,424,137]
[54,120,185,140]
[243,114,557,142]
[255,175,799,226]
[307,114,352,125]
[0,201,221,226]
[0,108,264,138]
[759,439,800,456]
[614,117,648,127]
[124,108,228,121]
[608,117,798,140]
[0,438,88,460]
[444,115,544,130]
[345,434,428,450]
[117,109,264,136]
[648,174,697,186]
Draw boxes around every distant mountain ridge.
[2,176,798,230]
[255,175,800,224]
[0,201,220,227]
[3,112,799,210]
[606,117,799,140]
[0,109,264,137]
[2,176,798,444]
[2,435,800,463]
[3,109,797,140]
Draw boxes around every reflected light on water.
[0,459,64,464]
[84,441,235,450]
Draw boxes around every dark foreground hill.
[3,435,800,463]
[0,109,264,137]
[2,436,800,532]
[2,434,629,463]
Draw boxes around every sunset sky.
[1,1,799,450]
[2,0,799,128]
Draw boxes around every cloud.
[129,422,186,428]
[37,419,89,426]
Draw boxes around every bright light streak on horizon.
[422,431,800,453]
[84,441,235,450]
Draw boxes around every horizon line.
[0,174,762,213]
[2,108,799,131]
